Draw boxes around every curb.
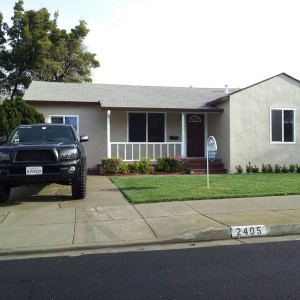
[1,224,300,258]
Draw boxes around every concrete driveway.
[1,175,130,211]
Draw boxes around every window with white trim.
[270,109,295,143]
[49,115,79,132]
[128,113,165,142]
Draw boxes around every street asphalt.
[0,176,300,256]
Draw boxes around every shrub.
[155,157,167,172]
[296,164,300,173]
[177,156,189,173]
[289,164,296,173]
[252,165,259,173]
[245,162,253,173]
[139,157,152,174]
[118,163,129,174]
[261,164,268,173]
[102,158,122,174]
[0,97,45,137]
[281,165,289,173]
[274,164,281,173]
[128,161,140,173]
[235,165,243,174]
[262,164,273,173]
[155,157,181,172]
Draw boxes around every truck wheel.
[71,158,87,199]
[0,183,11,202]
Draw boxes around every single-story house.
[23,72,300,174]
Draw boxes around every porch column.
[181,112,187,156]
[107,110,111,158]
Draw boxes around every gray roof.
[24,81,238,111]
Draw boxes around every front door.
[187,114,205,157]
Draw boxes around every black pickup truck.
[0,124,89,202]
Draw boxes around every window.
[128,113,165,142]
[50,115,79,132]
[129,113,146,142]
[148,113,165,142]
[271,109,295,143]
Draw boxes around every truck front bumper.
[0,160,81,186]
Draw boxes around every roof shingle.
[24,81,238,111]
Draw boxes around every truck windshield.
[10,126,76,144]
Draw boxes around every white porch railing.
[109,142,182,161]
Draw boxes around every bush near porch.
[101,156,188,175]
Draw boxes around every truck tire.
[71,158,87,199]
[0,183,11,202]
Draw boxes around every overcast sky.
[1,0,300,88]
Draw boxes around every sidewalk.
[1,176,300,256]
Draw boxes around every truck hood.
[0,141,77,151]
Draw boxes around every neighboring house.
[23,73,300,174]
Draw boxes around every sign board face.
[208,150,217,162]
[207,136,217,152]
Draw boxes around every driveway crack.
[0,211,11,224]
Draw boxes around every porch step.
[187,159,227,175]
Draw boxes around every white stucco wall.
[207,104,231,171]
[110,111,127,142]
[228,74,300,173]
[167,113,182,142]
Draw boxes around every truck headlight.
[0,151,10,161]
[59,148,78,160]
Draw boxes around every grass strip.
[110,173,300,204]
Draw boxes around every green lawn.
[110,173,300,204]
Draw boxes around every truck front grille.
[15,150,57,162]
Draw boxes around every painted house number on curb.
[231,225,267,238]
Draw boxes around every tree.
[34,20,100,83]
[0,0,100,99]
[0,97,45,137]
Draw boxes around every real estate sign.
[207,136,217,188]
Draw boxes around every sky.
[1,0,300,89]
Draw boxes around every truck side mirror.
[80,135,89,142]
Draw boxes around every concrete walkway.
[0,176,300,256]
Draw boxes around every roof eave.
[206,95,231,106]
[25,100,100,105]
[100,106,223,112]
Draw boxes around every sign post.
[207,136,217,188]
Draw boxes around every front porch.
[85,110,227,175]
[106,111,210,161]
